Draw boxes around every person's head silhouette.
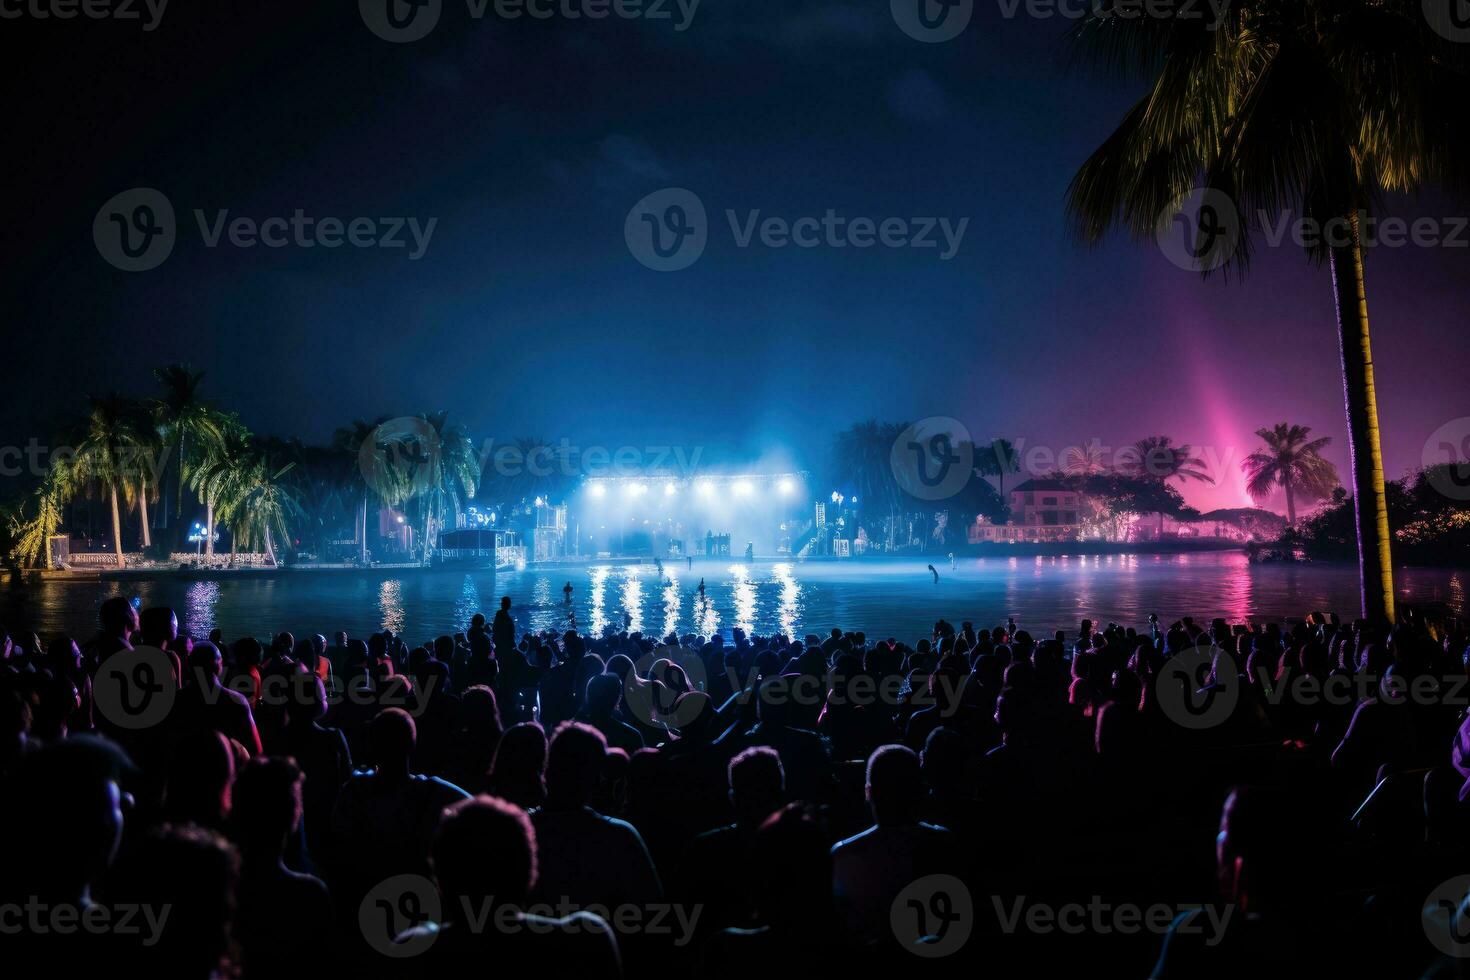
[368,707,417,777]
[729,745,784,827]
[231,755,304,857]
[432,795,537,916]
[866,744,923,827]
[544,721,607,808]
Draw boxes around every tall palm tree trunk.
[173,431,186,522]
[109,487,125,568]
[1329,211,1394,625]
[1283,475,1296,528]
[138,478,152,549]
[359,494,369,564]
[205,497,216,560]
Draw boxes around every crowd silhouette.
[3,594,1470,977]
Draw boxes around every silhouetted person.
[702,804,836,980]
[177,641,262,755]
[831,744,953,941]
[231,756,331,978]
[329,708,469,907]
[487,720,548,811]
[578,672,644,754]
[681,746,785,933]
[0,736,134,970]
[493,596,517,656]
[530,721,662,909]
[394,795,621,975]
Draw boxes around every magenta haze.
[5,552,1465,642]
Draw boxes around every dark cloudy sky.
[5,0,1469,513]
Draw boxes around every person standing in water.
[563,581,573,603]
[928,564,939,584]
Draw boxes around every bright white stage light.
[778,477,796,496]
[733,480,754,497]
[624,482,646,497]
[589,483,606,498]
[664,482,678,496]
[697,481,715,497]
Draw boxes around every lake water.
[4,552,1466,644]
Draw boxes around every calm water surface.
[5,552,1467,644]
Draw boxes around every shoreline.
[5,540,1277,582]
[12,539,1467,583]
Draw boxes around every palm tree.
[1062,440,1106,477]
[332,417,397,565]
[229,454,303,567]
[8,455,76,568]
[120,399,165,550]
[832,421,905,545]
[976,438,1022,500]
[413,411,479,564]
[186,422,249,561]
[1127,436,1213,538]
[154,364,226,533]
[73,396,146,568]
[1066,4,1469,622]
[1243,423,1340,528]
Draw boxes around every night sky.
[6,0,1469,514]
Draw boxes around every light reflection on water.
[7,552,1468,644]
[185,581,221,634]
[455,575,483,633]
[661,572,681,640]
[587,565,610,636]
[620,566,645,635]
[378,580,405,633]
